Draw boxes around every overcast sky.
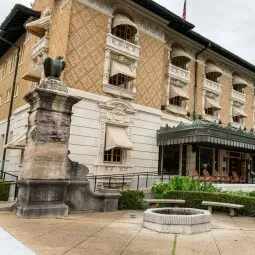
[1,0,255,65]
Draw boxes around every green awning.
[157,120,255,151]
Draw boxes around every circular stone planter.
[143,208,211,235]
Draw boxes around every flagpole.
[182,0,187,20]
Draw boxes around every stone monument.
[11,56,121,218]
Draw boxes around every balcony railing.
[166,104,188,116]
[204,78,221,94]
[31,35,49,60]
[232,89,246,104]
[168,64,190,84]
[106,34,140,59]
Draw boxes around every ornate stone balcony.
[103,83,136,99]
[168,64,190,84]
[106,34,140,59]
[232,89,246,104]
[166,104,188,116]
[31,35,49,61]
[203,79,221,94]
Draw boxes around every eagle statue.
[43,56,66,79]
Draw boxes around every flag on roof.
[182,0,187,20]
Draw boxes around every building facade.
[1,0,255,181]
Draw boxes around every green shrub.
[118,190,148,210]
[0,181,11,201]
[162,190,255,216]
[250,191,255,197]
[152,176,221,196]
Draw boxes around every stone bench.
[144,199,185,208]
[202,201,244,216]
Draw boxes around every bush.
[162,190,255,216]
[152,176,221,197]
[250,191,255,197]
[0,181,11,201]
[118,190,148,210]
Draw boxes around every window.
[19,45,25,65]
[6,89,11,102]
[2,61,7,79]
[104,148,122,163]
[206,73,219,83]
[0,134,4,158]
[233,116,243,124]
[205,107,218,116]
[233,84,244,93]
[169,96,182,107]
[109,74,128,89]
[171,58,187,70]
[112,25,135,44]
[6,131,13,160]
[14,83,19,97]
[10,52,16,72]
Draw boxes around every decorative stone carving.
[94,99,136,175]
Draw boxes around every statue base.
[11,180,69,218]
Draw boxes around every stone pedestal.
[12,180,69,218]
[11,85,81,218]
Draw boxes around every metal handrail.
[87,171,178,192]
[248,170,255,184]
[2,171,19,199]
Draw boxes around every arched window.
[112,14,138,44]
[109,60,136,89]
[232,74,247,93]
[205,62,222,83]
[171,47,191,70]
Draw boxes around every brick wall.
[134,32,167,109]
[64,1,108,95]
[219,74,232,124]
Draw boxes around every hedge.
[118,190,148,210]
[0,181,11,201]
[162,190,255,216]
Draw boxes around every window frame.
[112,25,136,44]
[169,96,184,107]
[6,88,11,103]
[2,61,7,79]
[104,148,122,164]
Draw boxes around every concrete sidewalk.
[0,209,254,255]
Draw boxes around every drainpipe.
[0,35,20,180]
[193,43,211,120]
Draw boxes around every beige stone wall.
[64,1,108,95]
[195,63,205,116]
[219,75,232,124]
[0,34,37,121]
[48,0,73,58]
[244,86,254,129]
[187,60,195,116]
[134,32,168,109]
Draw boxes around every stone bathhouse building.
[1,0,255,181]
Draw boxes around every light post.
[0,34,20,180]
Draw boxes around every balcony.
[103,83,136,99]
[31,35,49,61]
[168,64,190,84]
[166,104,188,116]
[232,89,246,104]
[106,34,140,59]
[203,79,221,94]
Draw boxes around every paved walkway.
[0,208,254,255]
